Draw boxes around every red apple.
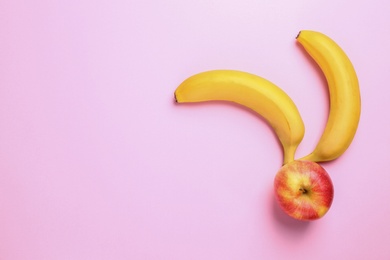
[274,160,334,221]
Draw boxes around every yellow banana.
[174,70,305,164]
[297,31,361,162]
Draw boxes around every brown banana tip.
[174,92,178,103]
[296,31,301,39]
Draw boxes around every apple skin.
[274,160,334,221]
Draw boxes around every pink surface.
[1,0,389,259]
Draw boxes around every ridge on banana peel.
[174,70,305,165]
[297,30,361,162]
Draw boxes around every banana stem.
[283,145,297,165]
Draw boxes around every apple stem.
[299,188,308,194]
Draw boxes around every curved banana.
[174,70,305,164]
[297,30,361,162]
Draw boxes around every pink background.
[1,0,389,259]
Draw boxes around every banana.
[174,70,305,164]
[297,31,361,162]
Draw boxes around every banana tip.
[296,31,301,39]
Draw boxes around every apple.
[274,160,334,221]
